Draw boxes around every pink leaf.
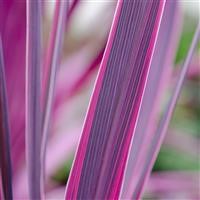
[0,36,13,200]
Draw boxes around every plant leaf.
[41,1,69,191]
[65,0,165,199]
[0,36,13,200]
[121,1,180,198]
[26,0,42,198]
[68,0,80,19]
[0,0,26,173]
[131,22,200,199]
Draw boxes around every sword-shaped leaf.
[0,36,13,200]
[26,0,42,198]
[65,1,165,199]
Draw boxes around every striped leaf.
[65,1,165,199]
[121,1,180,198]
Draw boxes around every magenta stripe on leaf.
[121,1,180,198]
[65,1,165,199]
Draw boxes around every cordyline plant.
[0,0,199,199]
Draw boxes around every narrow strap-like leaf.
[121,1,179,198]
[0,36,13,200]
[132,23,200,199]
[68,0,80,18]
[65,0,165,199]
[26,0,42,199]
[0,0,26,175]
[41,0,68,189]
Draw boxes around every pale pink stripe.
[122,2,182,198]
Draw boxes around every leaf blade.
[0,36,13,200]
[65,1,165,199]
[132,22,200,199]
[121,1,180,198]
[26,0,42,198]
[41,1,69,190]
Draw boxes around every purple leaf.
[0,0,26,173]
[41,1,69,190]
[65,0,165,199]
[26,0,42,198]
[0,36,13,200]
[131,22,200,199]
[121,1,180,198]
[67,0,80,19]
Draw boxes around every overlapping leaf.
[121,1,179,198]
[65,1,165,199]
